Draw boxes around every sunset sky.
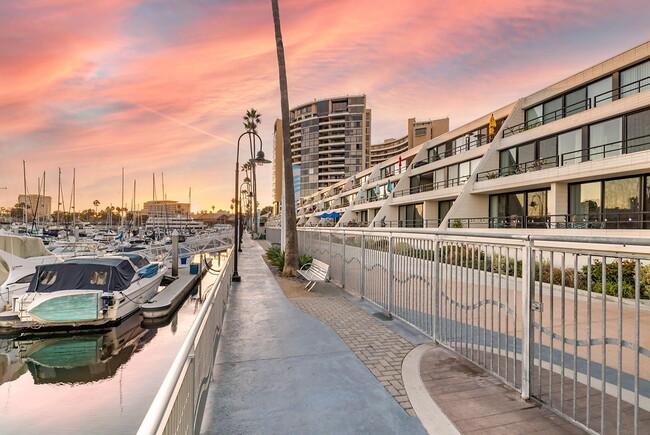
[1,0,649,213]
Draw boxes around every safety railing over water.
[292,228,650,435]
[138,248,234,435]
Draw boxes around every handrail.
[412,135,491,168]
[503,76,650,138]
[450,211,650,230]
[393,175,470,198]
[138,248,234,435]
[477,134,650,180]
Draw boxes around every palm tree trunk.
[271,0,298,276]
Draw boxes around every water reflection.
[2,313,155,385]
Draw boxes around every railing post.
[342,231,346,288]
[521,237,534,400]
[360,234,366,300]
[388,234,394,317]
[328,231,332,266]
[433,237,440,342]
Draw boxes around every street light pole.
[232,131,271,282]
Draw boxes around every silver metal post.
[172,229,179,277]
[388,234,394,317]
[342,231,346,288]
[360,234,366,299]
[433,238,440,342]
[520,237,533,399]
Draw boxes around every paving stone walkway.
[292,296,417,416]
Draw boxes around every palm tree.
[243,109,261,233]
[271,0,298,276]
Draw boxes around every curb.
[402,343,461,435]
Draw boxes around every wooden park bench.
[298,259,330,291]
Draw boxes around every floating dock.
[141,259,212,319]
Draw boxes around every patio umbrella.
[386,180,393,192]
[329,212,342,218]
[375,184,381,196]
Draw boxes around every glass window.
[399,204,423,227]
[415,127,427,136]
[626,109,650,153]
[543,97,562,123]
[620,60,650,98]
[604,177,641,228]
[589,117,622,160]
[569,181,601,221]
[434,168,446,187]
[558,129,582,165]
[565,87,588,115]
[459,161,470,180]
[90,271,108,285]
[16,274,34,284]
[448,164,459,184]
[525,104,543,128]
[518,143,535,164]
[470,157,481,173]
[39,270,57,285]
[439,200,454,221]
[500,148,516,169]
[588,76,613,107]
[526,191,547,217]
[538,137,557,167]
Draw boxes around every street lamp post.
[239,180,252,252]
[232,131,271,282]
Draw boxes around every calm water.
[0,255,224,435]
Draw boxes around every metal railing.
[296,228,650,434]
[477,134,650,181]
[393,175,470,198]
[412,136,491,168]
[451,212,650,230]
[368,165,408,183]
[371,219,441,228]
[503,76,650,138]
[138,249,234,435]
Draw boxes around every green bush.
[266,246,313,271]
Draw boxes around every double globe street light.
[232,131,271,282]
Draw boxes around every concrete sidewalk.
[199,237,425,434]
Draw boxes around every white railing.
[296,227,650,435]
[138,248,234,435]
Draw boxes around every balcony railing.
[393,175,470,198]
[368,165,408,182]
[412,136,491,169]
[477,133,650,181]
[450,211,650,229]
[355,194,389,205]
[371,218,441,228]
[503,76,650,138]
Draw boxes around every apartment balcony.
[368,166,408,182]
[393,175,470,199]
[370,218,441,228]
[476,133,650,182]
[450,211,650,230]
[503,77,649,138]
[412,136,490,170]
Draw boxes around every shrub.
[299,254,313,269]
[266,245,284,269]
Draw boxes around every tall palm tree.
[271,0,298,276]
[243,109,261,233]
[93,199,100,221]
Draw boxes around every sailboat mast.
[121,167,125,227]
[57,168,61,225]
[22,160,27,224]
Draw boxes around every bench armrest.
[299,262,313,271]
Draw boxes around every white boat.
[0,235,61,311]
[0,253,167,329]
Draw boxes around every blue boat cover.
[28,260,136,293]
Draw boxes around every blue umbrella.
[375,185,381,196]
[316,213,328,218]
[386,180,393,192]
[358,189,365,199]
[329,212,342,218]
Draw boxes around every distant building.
[192,211,234,225]
[142,200,190,217]
[18,194,52,220]
[369,118,449,166]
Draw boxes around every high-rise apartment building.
[273,95,371,203]
[369,117,449,166]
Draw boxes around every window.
[525,104,543,128]
[518,143,535,164]
[558,129,582,165]
[588,76,612,106]
[543,97,562,123]
[626,108,650,153]
[565,87,588,115]
[16,274,34,284]
[589,117,622,160]
[489,190,547,228]
[399,203,423,227]
[570,181,601,222]
[91,271,108,285]
[439,200,454,221]
[620,60,650,98]
[415,127,427,136]
[604,177,640,228]
[39,270,57,285]
[500,148,516,170]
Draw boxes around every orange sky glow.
[1,0,649,213]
